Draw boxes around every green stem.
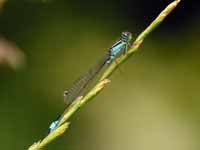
[27,1,181,149]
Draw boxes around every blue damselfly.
[48,32,132,133]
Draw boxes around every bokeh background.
[0,0,199,150]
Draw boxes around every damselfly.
[48,32,132,133]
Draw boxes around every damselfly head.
[121,32,132,42]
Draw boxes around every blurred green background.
[0,0,199,149]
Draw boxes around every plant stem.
[27,1,181,149]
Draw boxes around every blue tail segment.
[48,115,61,133]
